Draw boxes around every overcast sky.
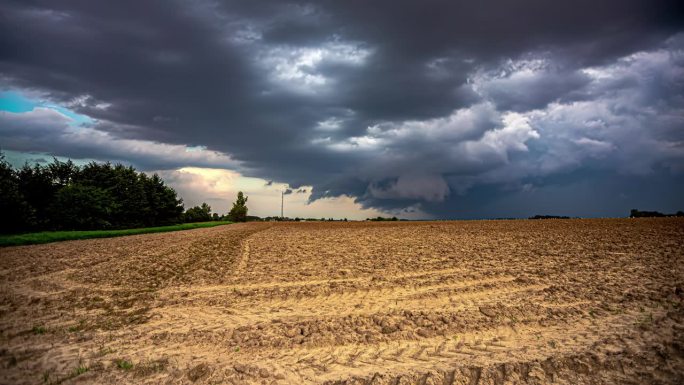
[1,0,683,219]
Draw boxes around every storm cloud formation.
[1,0,683,218]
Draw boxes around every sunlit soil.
[1,219,682,384]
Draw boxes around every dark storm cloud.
[1,0,683,218]
[0,108,238,170]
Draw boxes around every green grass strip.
[0,221,232,247]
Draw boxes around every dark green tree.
[48,184,114,230]
[228,191,248,222]
[109,164,147,227]
[47,158,78,188]
[16,163,56,228]
[0,155,186,233]
[184,202,213,222]
[75,162,183,228]
[140,173,184,226]
[0,154,34,233]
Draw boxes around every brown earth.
[0,218,683,385]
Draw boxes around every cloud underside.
[1,1,683,218]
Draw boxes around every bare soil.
[1,219,683,384]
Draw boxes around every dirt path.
[1,219,683,384]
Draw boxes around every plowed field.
[1,219,683,384]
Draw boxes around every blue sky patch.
[0,90,93,126]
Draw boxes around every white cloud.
[469,112,539,154]
[315,117,343,131]
[469,55,590,111]
[368,102,499,143]
[258,41,371,92]
[572,137,615,155]
[328,134,384,152]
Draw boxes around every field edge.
[0,221,233,247]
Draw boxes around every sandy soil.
[1,219,683,384]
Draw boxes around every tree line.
[630,209,684,218]
[0,155,248,234]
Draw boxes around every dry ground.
[1,219,683,384]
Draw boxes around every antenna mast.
[281,190,284,219]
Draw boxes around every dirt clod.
[187,363,210,382]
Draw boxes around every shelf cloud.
[1,0,683,218]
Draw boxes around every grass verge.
[0,222,232,247]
